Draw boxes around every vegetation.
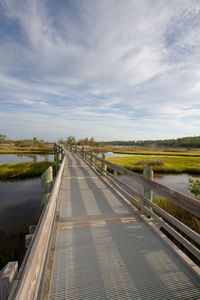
[113,149,200,157]
[153,197,200,233]
[0,136,54,154]
[137,159,164,166]
[0,162,56,180]
[188,179,200,198]
[0,150,54,154]
[104,136,200,148]
[108,155,200,174]
[64,136,103,147]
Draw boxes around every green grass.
[153,197,200,233]
[113,150,200,157]
[0,150,54,154]
[108,155,200,174]
[0,162,56,180]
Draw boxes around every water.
[0,154,54,164]
[98,152,178,158]
[0,178,41,269]
[120,173,199,198]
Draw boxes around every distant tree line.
[0,134,50,147]
[104,136,200,148]
[63,136,102,147]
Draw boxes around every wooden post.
[40,166,53,211]
[0,262,18,300]
[25,234,33,249]
[61,146,64,161]
[90,152,93,165]
[81,147,85,158]
[102,154,107,175]
[143,165,153,213]
[114,169,117,177]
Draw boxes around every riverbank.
[0,162,56,180]
[0,150,54,154]
[108,155,200,174]
[0,143,54,154]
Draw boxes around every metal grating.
[48,152,200,299]
[49,223,200,300]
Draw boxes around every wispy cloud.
[0,0,200,140]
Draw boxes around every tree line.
[104,136,200,148]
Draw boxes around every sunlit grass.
[153,196,200,233]
[108,155,200,174]
[113,149,200,157]
[0,162,56,179]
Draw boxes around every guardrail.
[9,145,65,300]
[66,144,200,263]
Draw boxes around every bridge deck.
[44,152,200,299]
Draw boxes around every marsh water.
[120,173,199,198]
[0,178,41,269]
[0,154,54,269]
[0,153,54,164]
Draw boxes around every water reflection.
[120,173,200,198]
[0,178,41,269]
[0,154,54,164]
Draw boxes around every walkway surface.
[46,152,200,299]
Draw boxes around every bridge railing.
[10,148,66,300]
[66,144,200,264]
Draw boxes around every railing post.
[114,169,117,177]
[102,154,107,175]
[143,165,153,214]
[40,166,53,211]
[90,152,93,165]
[0,262,18,300]
[61,146,64,161]
[81,147,85,158]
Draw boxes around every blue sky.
[0,0,200,141]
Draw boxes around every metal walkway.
[45,152,200,299]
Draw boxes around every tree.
[0,134,7,143]
[66,136,76,145]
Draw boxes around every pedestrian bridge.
[4,145,200,299]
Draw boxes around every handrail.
[12,156,66,299]
[66,144,200,262]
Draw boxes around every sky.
[0,0,200,142]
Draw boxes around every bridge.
[1,145,200,299]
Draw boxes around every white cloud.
[0,0,200,140]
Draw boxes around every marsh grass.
[108,155,200,174]
[137,159,164,166]
[0,162,56,180]
[0,150,54,154]
[153,197,200,233]
[153,196,200,265]
[113,149,200,157]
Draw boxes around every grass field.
[113,149,200,157]
[108,155,200,174]
[0,162,56,180]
